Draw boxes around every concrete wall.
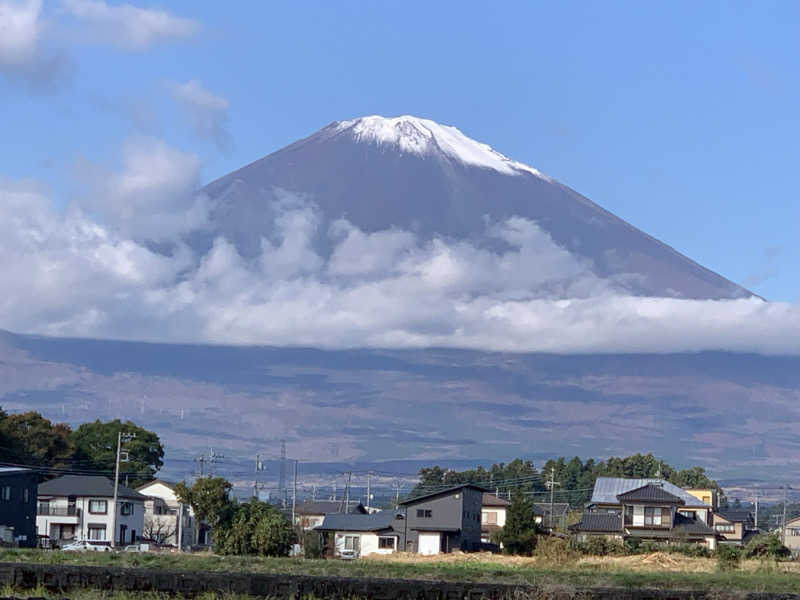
[1,561,799,599]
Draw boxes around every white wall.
[137,481,195,547]
[333,531,398,557]
[37,495,143,545]
[481,508,506,527]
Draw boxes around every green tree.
[500,491,537,555]
[71,419,164,487]
[174,477,233,527]
[215,500,296,556]
[0,410,76,468]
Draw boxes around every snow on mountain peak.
[333,115,548,179]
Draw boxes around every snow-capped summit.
[331,115,547,179]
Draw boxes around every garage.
[418,532,441,555]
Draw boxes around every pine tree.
[500,490,537,555]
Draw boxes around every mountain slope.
[198,115,751,300]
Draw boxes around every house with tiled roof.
[481,493,509,543]
[712,510,758,546]
[294,499,367,531]
[316,509,407,558]
[571,480,718,549]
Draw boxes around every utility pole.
[292,460,298,527]
[342,471,352,513]
[366,473,371,511]
[279,440,287,509]
[110,431,122,549]
[783,485,789,546]
[546,467,561,530]
[110,431,135,548]
[194,454,206,478]
[754,492,759,531]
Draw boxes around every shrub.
[716,544,741,572]
[582,536,624,556]
[215,500,296,557]
[534,536,578,564]
[743,534,790,559]
[667,543,711,558]
[303,530,323,559]
[623,538,642,554]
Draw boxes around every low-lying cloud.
[1,171,799,355]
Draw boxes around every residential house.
[136,480,196,549]
[533,502,570,531]
[0,467,38,548]
[481,493,509,543]
[316,509,407,558]
[571,482,718,549]
[712,510,756,546]
[588,477,714,525]
[36,475,146,547]
[783,516,800,556]
[294,500,367,531]
[398,484,487,555]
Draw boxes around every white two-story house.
[36,475,146,547]
[136,479,197,548]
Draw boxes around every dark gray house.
[398,484,487,554]
[0,467,38,548]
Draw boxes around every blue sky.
[1,0,798,315]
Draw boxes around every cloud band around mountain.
[1,167,799,355]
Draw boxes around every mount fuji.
[195,115,751,300]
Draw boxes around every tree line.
[412,453,724,506]
[0,406,164,488]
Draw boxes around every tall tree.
[500,491,537,555]
[174,477,233,527]
[215,500,296,557]
[71,419,164,487]
[0,410,76,469]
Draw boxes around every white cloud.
[74,137,207,241]
[168,80,232,153]
[0,0,70,88]
[62,0,199,49]
[1,182,800,355]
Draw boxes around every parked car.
[61,541,113,552]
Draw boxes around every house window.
[378,536,396,550]
[790,528,800,536]
[416,509,432,518]
[1,486,11,501]
[715,524,735,533]
[644,507,662,526]
[88,525,106,541]
[624,505,633,526]
[343,535,359,550]
[484,511,497,525]
[120,502,133,516]
[23,488,29,503]
[89,499,108,514]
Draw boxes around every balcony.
[37,505,81,518]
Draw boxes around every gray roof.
[673,513,716,536]
[570,512,622,533]
[482,493,511,507]
[39,475,147,501]
[533,502,570,517]
[591,478,710,508]
[617,483,684,504]
[716,511,754,525]
[316,509,403,532]
[399,484,490,506]
[0,467,32,475]
[295,500,366,516]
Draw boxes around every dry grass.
[366,549,800,575]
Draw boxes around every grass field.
[2,548,800,595]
